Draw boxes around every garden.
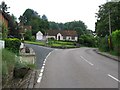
[25,39,78,49]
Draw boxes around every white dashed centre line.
[80,56,94,66]
[108,74,120,83]
[37,50,56,83]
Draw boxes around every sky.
[2,0,107,31]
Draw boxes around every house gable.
[36,31,43,40]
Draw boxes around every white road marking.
[37,50,55,83]
[108,74,120,82]
[42,66,44,69]
[39,73,43,77]
[37,76,42,83]
[80,56,94,66]
[40,68,44,73]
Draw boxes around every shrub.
[5,38,21,54]
[2,49,16,84]
[112,30,120,56]
[2,24,8,39]
[31,36,35,41]
[78,34,96,47]
[24,30,32,41]
[99,37,109,52]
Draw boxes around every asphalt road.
[26,44,54,69]
[36,47,119,88]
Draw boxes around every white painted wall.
[57,33,63,40]
[75,37,78,41]
[36,31,43,40]
[0,40,5,49]
[46,36,56,39]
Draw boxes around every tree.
[42,14,48,20]
[0,1,10,13]
[9,14,19,38]
[95,1,120,37]
[20,9,49,35]
[24,30,32,40]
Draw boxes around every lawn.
[25,40,77,48]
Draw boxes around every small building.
[0,10,9,39]
[36,31,43,40]
[0,11,9,29]
[46,30,78,41]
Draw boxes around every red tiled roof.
[46,30,77,37]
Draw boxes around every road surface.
[26,44,54,69]
[37,47,119,88]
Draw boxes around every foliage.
[25,40,77,48]
[20,9,49,36]
[98,37,109,52]
[49,20,89,36]
[24,30,32,41]
[5,38,21,54]
[0,1,10,12]
[8,14,20,38]
[2,49,16,83]
[95,1,120,37]
[31,36,36,41]
[2,23,8,39]
[78,34,96,47]
[112,30,120,55]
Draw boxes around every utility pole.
[106,0,113,50]
[107,0,112,36]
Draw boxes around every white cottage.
[46,30,78,41]
[36,31,43,40]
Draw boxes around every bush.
[2,49,16,84]
[5,38,21,54]
[24,30,32,41]
[31,36,35,41]
[78,34,96,47]
[112,30,120,56]
[99,37,109,52]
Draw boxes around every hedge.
[112,30,120,56]
[5,38,21,54]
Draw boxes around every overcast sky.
[2,0,107,31]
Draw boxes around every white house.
[46,30,78,41]
[36,31,43,40]
[0,40,5,49]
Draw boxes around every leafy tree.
[42,14,48,20]
[49,20,88,36]
[8,14,19,38]
[24,30,32,40]
[20,9,49,35]
[95,1,120,37]
[49,22,59,30]
[78,34,96,47]
[0,1,10,13]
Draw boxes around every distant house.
[0,11,9,29]
[19,24,32,34]
[18,23,32,40]
[36,31,43,40]
[0,11,9,47]
[46,30,78,41]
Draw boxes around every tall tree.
[0,1,10,13]
[20,9,49,35]
[95,1,120,37]
[42,14,48,20]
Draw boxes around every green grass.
[2,49,16,82]
[25,40,77,48]
[25,41,45,46]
